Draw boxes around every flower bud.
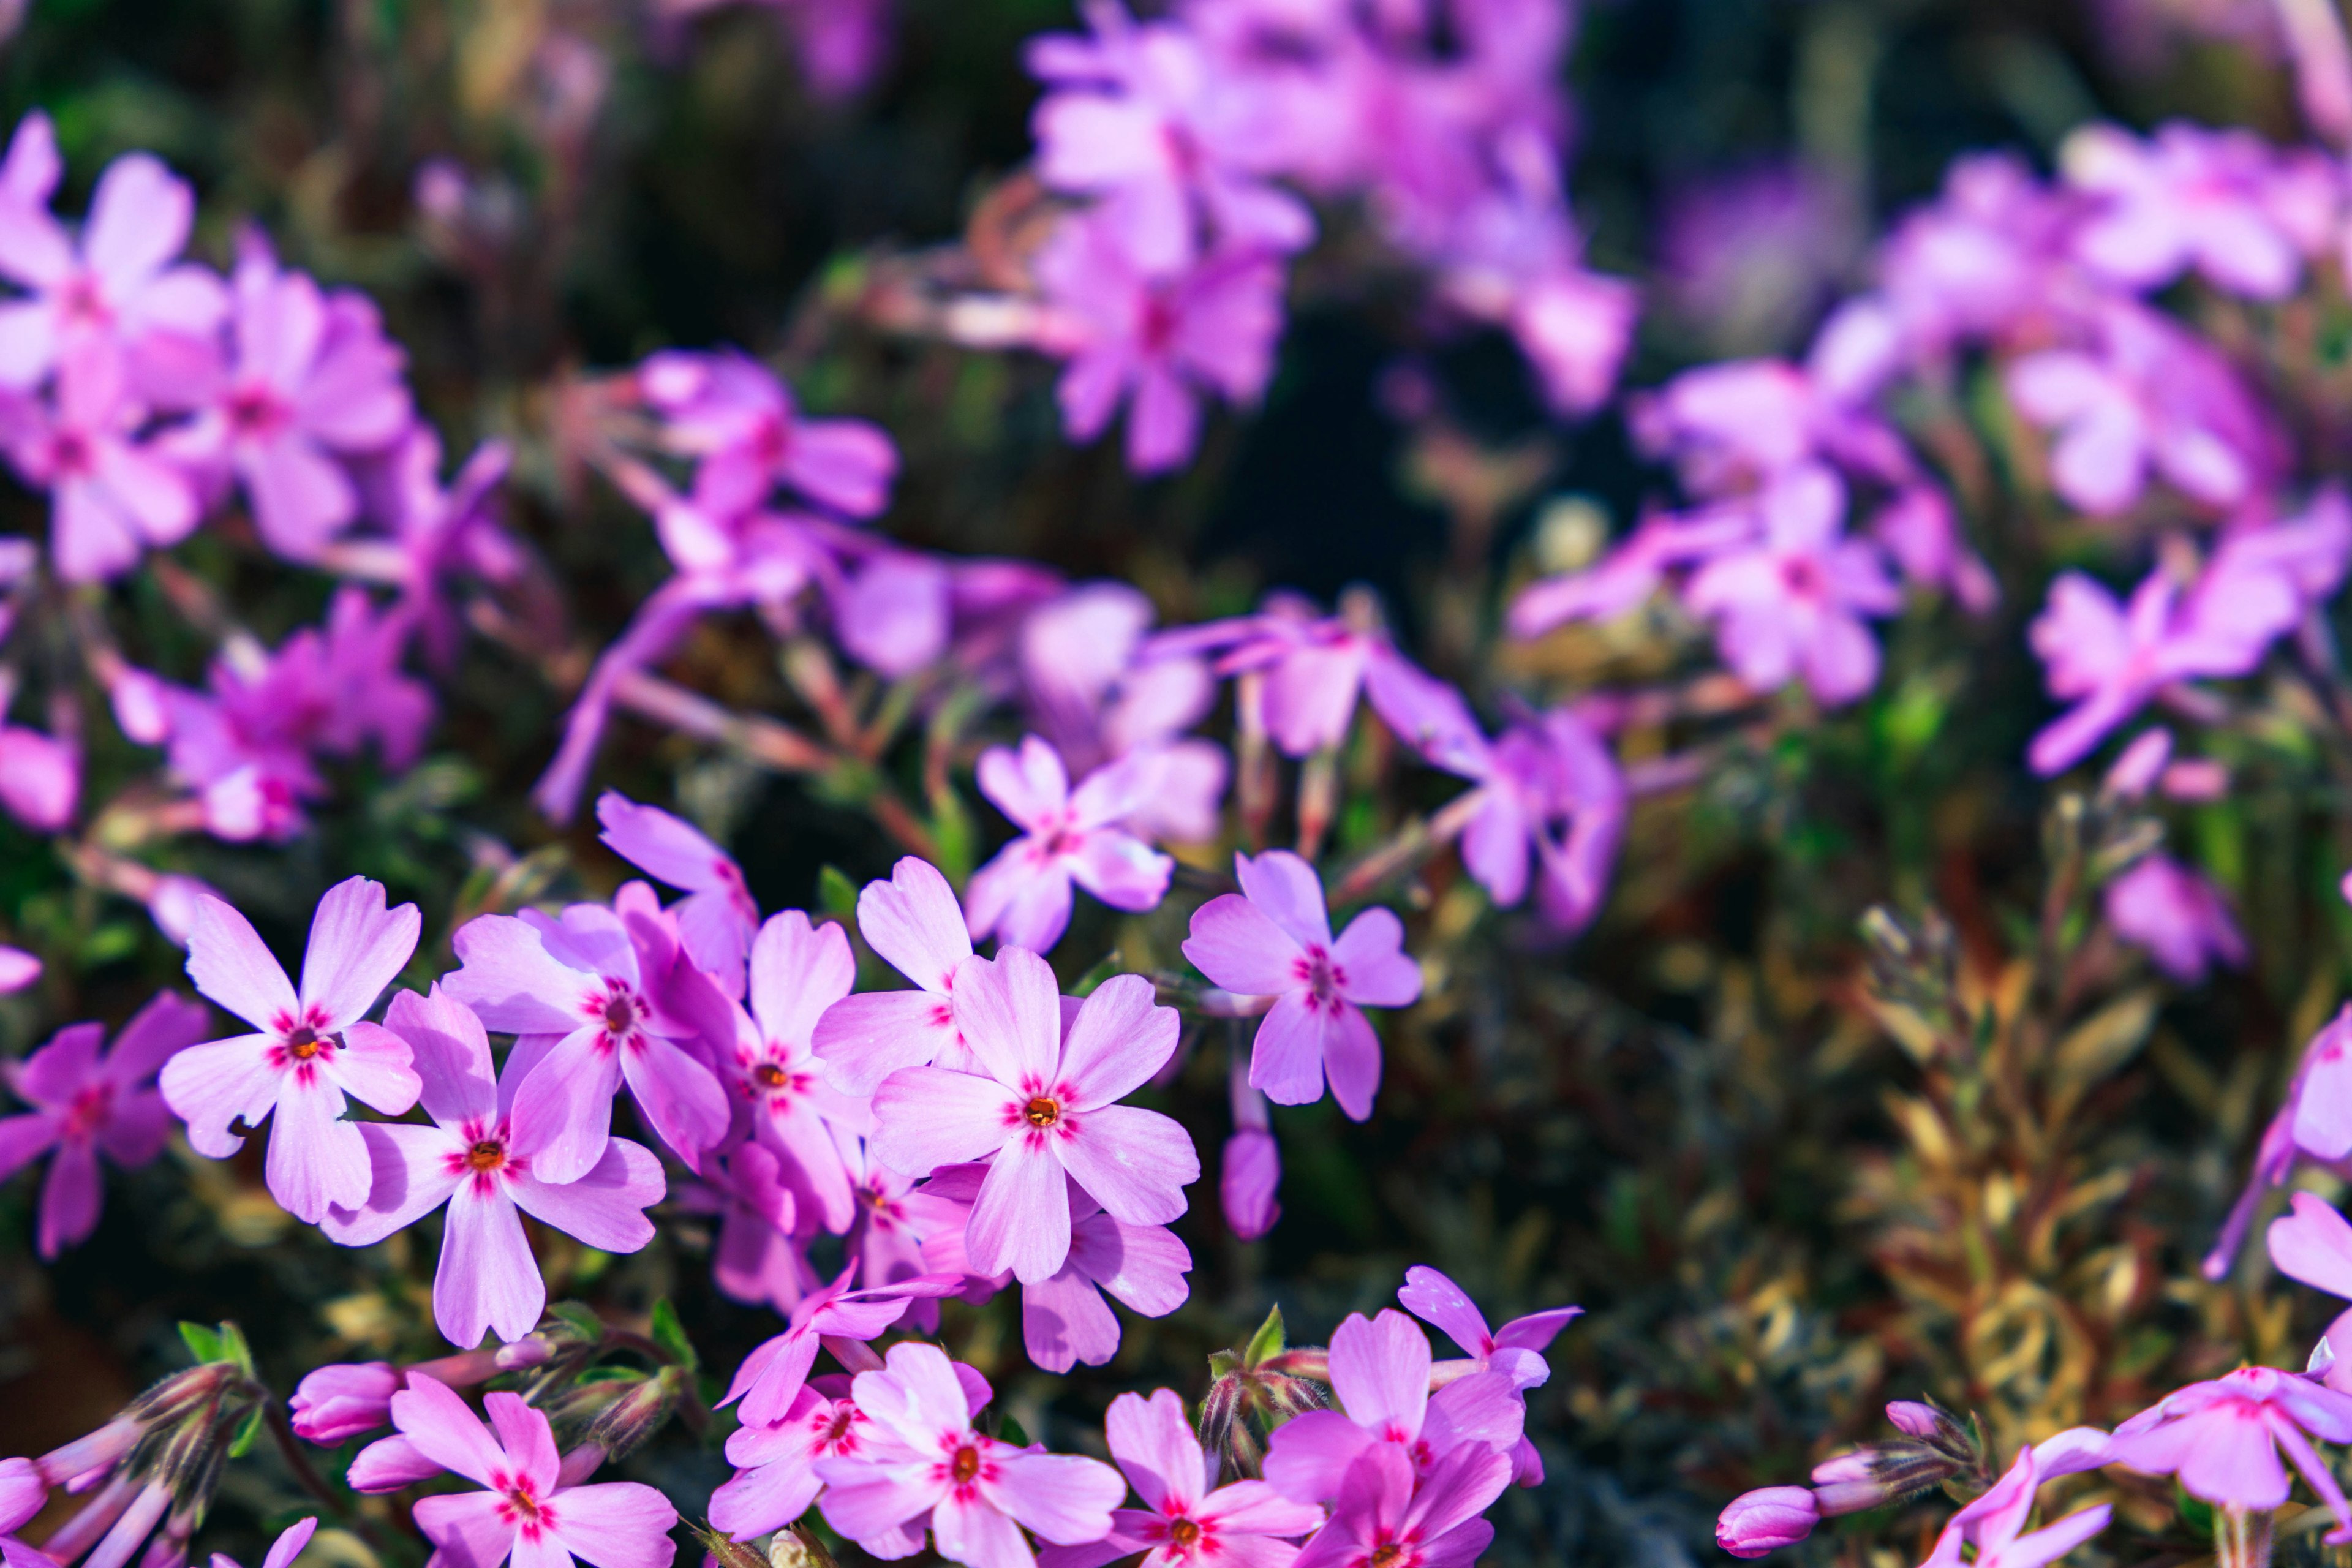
[1807,1437,1970,1514]
[1883,1400,1943,1439]
[290,1363,401,1445]
[582,1366,690,1460]
[766,1525,838,1568]
[692,1524,767,1568]
[1716,1487,1819,1558]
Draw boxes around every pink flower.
[1034,209,1285,475]
[1506,505,1757,637]
[1680,464,1902,707]
[2206,1003,2352,1276]
[719,1264,968,1427]
[1918,1447,2112,1568]
[1715,1487,1819,1558]
[2108,1365,2352,1536]
[2103,853,2247,982]
[1287,1442,1512,1568]
[0,339,199,582]
[843,1136,933,1296]
[712,1378,872,1540]
[0,721,77,832]
[689,1140,820,1316]
[1396,1267,1580,1392]
[1221,1066,1280,1242]
[638,347,898,520]
[1262,1310,1525,1506]
[2062,121,2312,299]
[813,856,976,1095]
[0,946,39,993]
[1182,851,1420,1121]
[0,135,226,391]
[443,899,731,1183]
[322,987,666,1348]
[160,877,424,1223]
[732,910,864,1233]
[597,791,760,999]
[965,736,1175,953]
[288,1363,402,1445]
[1161,597,1396,757]
[869,949,1197,1283]
[1039,1388,1325,1568]
[0,992,208,1257]
[209,1517,320,1568]
[179,244,413,562]
[390,1374,679,1568]
[814,1340,1128,1568]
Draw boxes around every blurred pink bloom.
[2109,1365,2352,1536]
[0,339,199,582]
[364,429,518,669]
[1716,1487,1819,1558]
[814,1340,1128,1566]
[0,946,38,993]
[731,910,864,1232]
[813,856,976,1095]
[0,721,77,832]
[179,243,413,562]
[1658,161,1855,355]
[1183,850,1419,1120]
[391,1375,680,1568]
[828,546,952,677]
[323,987,665,1348]
[1918,1447,2112,1568]
[719,1264,967,1427]
[2103,853,2247,982]
[161,876,423,1223]
[1039,1388,1325,1568]
[1221,1063,1280,1242]
[1507,505,1755,636]
[1870,152,2076,359]
[1035,209,1285,475]
[443,899,731,1183]
[1287,1442,1512,1568]
[687,1139,818,1316]
[1263,1309,1524,1506]
[639,347,898,521]
[871,949,1196,1282]
[2205,1003,2352,1276]
[597,790,760,997]
[1681,464,1902,706]
[965,736,1174,952]
[0,992,208,1257]
[1161,595,1398,756]
[1630,358,1912,499]
[1870,486,1998,613]
[2062,121,2320,299]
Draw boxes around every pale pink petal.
[545,1480,679,1568]
[435,1184,545,1348]
[505,1028,622,1185]
[1058,974,1179,1110]
[510,1136,664,1252]
[1234,851,1333,951]
[813,990,959,1096]
[1246,994,1328,1107]
[976,736,1071,831]
[446,914,603,1035]
[385,987,497,1128]
[1421,1371,1525,1459]
[1022,1265,1121,1373]
[1064,829,1173,913]
[856,858,973,991]
[969,1131,1072,1284]
[1322,1006,1382,1123]
[2271,1192,2352,1302]
[870,1065,1017,1175]
[158,1034,280,1158]
[617,1030,729,1167]
[1396,1267,1493,1357]
[243,437,357,560]
[1057,1104,1197,1226]
[1331,911,1419,1009]
[266,1074,374,1223]
[83,155,190,293]
[1329,1311,1430,1439]
[816,1470,943,1550]
[299,876,422,1030]
[1192,1480,1325,1539]
[987,1452,1128,1545]
[956,948,1063,1090]
[974,853,1077,954]
[1104,1388,1203,1515]
[261,1518,319,1568]
[1261,1412,1376,1506]
[411,1489,514,1567]
[390,1371,508,1488]
[320,1122,463,1246]
[1401,1441,1514,1544]
[485,1393,561,1495]
[1182,895,1307,996]
[325,1021,423,1117]
[749,912,856,1048]
[185,895,299,1031]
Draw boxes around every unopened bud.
[582,1366,688,1459]
[767,1524,838,1568]
[691,1523,766,1568]
[539,1374,638,1446]
[1806,1437,1969,1515]
[1717,1487,1819,1558]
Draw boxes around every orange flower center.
[466,1141,505,1172]
[1023,1096,1061,1128]
[754,1061,789,1088]
[286,1026,322,1060]
[951,1445,981,1483]
[1169,1519,1202,1547]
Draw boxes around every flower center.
[285,1025,324,1060]
[466,1140,506,1172]
[603,991,636,1034]
[951,1444,981,1483]
[505,1484,542,1521]
[1023,1096,1061,1128]
[1169,1518,1202,1547]
[825,1408,857,1442]
[226,381,291,439]
[51,429,92,475]
[753,1061,789,1089]
[1368,1547,1405,1568]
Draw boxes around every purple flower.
[2206,1003,2352,1276]
[1918,1447,2113,1568]
[639,347,898,520]
[710,1376,877,1541]
[442,899,731,1183]
[718,1265,968,1428]
[1038,1388,1326,1568]
[2108,1365,2352,1536]
[731,910,864,1233]
[1183,850,1420,1121]
[160,876,424,1223]
[0,338,199,582]
[1716,1487,1819,1559]
[1507,505,1757,637]
[1034,209,1286,475]
[812,856,976,1095]
[1287,1442,1512,1568]
[1221,1063,1281,1242]
[870,948,1197,1283]
[2062,120,2317,299]
[965,736,1174,953]
[387,1374,680,1568]
[0,947,38,993]
[1681,464,1902,706]
[813,1340,1128,1566]
[597,791,760,998]
[179,243,413,562]
[1161,596,1396,757]
[0,720,77,832]
[288,1363,402,1445]
[1396,1267,1580,1392]
[2103,853,2247,982]
[0,992,208,1257]
[322,987,666,1349]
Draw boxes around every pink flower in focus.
[1286,1443,1513,1568]
[160,877,423,1223]
[1396,1267,1580,1392]
[597,790,760,998]
[814,1340,1128,1567]
[732,910,864,1233]
[813,856,976,1095]
[2103,853,2247,982]
[1034,209,1285,476]
[710,1378,872,1541]
[1680,464,1902,707]
[718,1264,968,1428]
[1038,1388,1325,1568]
[1917,1447,2112,1568]
[390,1375,680,1568]
[323,987,665,1348]
[2108,1365,2352,1537]
[442,899,731,1183]
[965,736,1174,953]
[0,992,208,1257]
[1182,851,1420,1121]
[870,949,1197,1283]
[0,339,199,582]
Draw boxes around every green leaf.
[818,865,861,924]
[549,1301,607,1343]
[649,1298,698,1371]
[178,1322,225,1364]
[228,1406,263,1459]
[218,1320,256,1376]
[930,785,974,884]
[1068,951,1123,999]
[1243,1305,1286,1369]
[997,1414,1031,1448]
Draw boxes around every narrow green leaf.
[818,865,861,923]
[1244,1305,1286,1368]
[649,1298,698,1371]
[178,1322,225,1364]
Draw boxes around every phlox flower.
[813,856,975,1095]
[1221,1065,1280,1242]
[965,736,1174,954]
[1160,595,1398,758]
[179,242,413,562]
[1182,851,1420,1121]
[870,949,1197,1283]
[0,992,208,1257]
[0,338,199,583]
[1918,1447,2111,1568]
[2108,1365,2352,1537]
[0,124,226,391]
[1679,464,1902,707]
[0,719,78,833]
[443,899,731,1183]
[2062,120,2315,300]
[713,1365,992,1542]
[1398,1266,1580,1486]
[596,791,761,998]
[826,546,953,677]
[815,1340,1128,1568]
[1287,1443,1512,1568]
[1506,505,1757,637]
[843,1134,932,1295]
[323,987,666,1349]
[638,347,899,520]
[2205,1003,2352,1276]
[1263,1309,1526,1506]
[0,947,38,992]
[732,910,865,1232]
[687,1139,820,1315]
[388,1374,679,1568]
[160,876,423,1223]
[1033,209,1285,477]
[1039,1387,1326,1568]
[719,1264,968,1427]
[205,1517,318,1568]
[2103,853,2247,982]
[1629,358,1912,500]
